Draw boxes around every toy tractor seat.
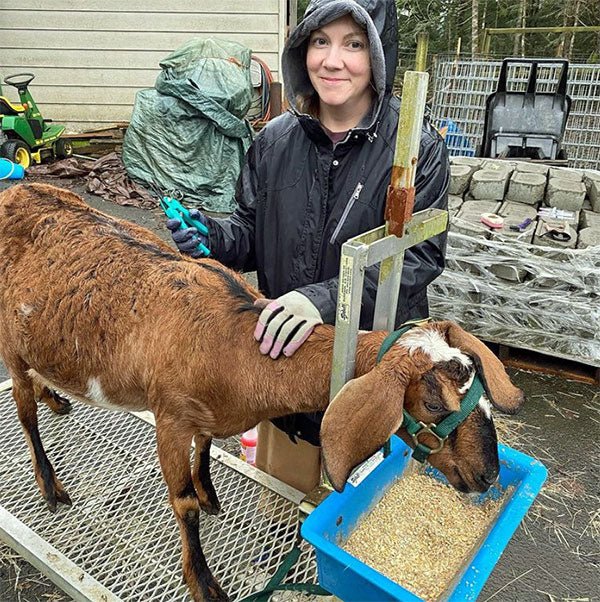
[0,96,25,116]
[480,58,571,161]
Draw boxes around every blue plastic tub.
[301,436,547,602]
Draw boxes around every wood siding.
[0,0,286,131]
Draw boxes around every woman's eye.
[348,40,366,50]
[425,402,443,413]
[311,37,328,47]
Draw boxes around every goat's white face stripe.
[457,364,493,419]
[399,329,493,420]
[399,330,471,368]
[478,395,492,419]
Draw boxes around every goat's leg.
[192,435,221,515]
[12,374,72,512]
[156,421,228,602]
[33,381,72,415]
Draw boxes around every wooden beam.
[485,26,600,35]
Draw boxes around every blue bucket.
[302,436,547,601]
[0,158,25,180]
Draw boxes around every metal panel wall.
[430,57,600,170]
[0,0,286,131]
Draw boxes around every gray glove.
[166,209,210,258]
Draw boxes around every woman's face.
[306,14,372,120]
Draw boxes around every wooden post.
[269,81,283,118]
[373,70,429,332]
[415,32,429,72]
[384,71,429,238]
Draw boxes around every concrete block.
[587,177,600,212]
[580,209,600,229]
[469,169,510,200]
[533,217,578,250]
[549,167,583,182]
[449,164,472,195]
[495,201,537,243]
[448,194,464,211]
[490,201,538,283]
[452,199,501,237]
[577,227,600,249]
[450,156,483,170]
[488,263,531,283]
[506,171,546,205]
[584,169,600,188]
[545,178,586,211]
[482,159,515,173]
[459,199,502,216]
[514,161,549,175]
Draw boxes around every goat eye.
[425,402,444,413]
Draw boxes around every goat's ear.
[320,365,408,492]
[436,321,524,414]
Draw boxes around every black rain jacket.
[203,0,450,445]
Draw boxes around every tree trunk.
[471,0,479,56]
[559,0,574,57]
[513,0,527,56]
[481,0,488,30]
[567,0,582,60]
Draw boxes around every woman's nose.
[322,46,344,69]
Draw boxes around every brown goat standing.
[0,184,524,601]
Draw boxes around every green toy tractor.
[0,72,73,168]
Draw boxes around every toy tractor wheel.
[1,140,32,169]
[55,138,73,159]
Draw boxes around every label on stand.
[347,450,384,487]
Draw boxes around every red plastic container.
[240,428,258,466]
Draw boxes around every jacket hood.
[282,0,398,124]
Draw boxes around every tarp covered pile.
[123,38,254,212]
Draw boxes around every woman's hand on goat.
[254,291,323,359]
[166,209,209,258]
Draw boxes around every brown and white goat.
[0,184,523,602]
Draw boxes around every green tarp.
[123,38,254,212]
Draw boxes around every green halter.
[376,322,485,463]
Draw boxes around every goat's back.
[0,184,258,407]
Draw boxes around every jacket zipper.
[329,182,364,245]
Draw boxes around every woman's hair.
[296,92,320,117]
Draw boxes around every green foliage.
[396,0,599,61]
[294,0,599,62]
[298,0,310,19]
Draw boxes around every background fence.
[429,57,600,170]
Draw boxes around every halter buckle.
[410,422,447,454]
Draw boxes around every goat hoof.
[200,504,221,515]
[44,486,72,511]
[200,500,221,516]
[49,392,72,415]
[45,496,58,513]
[57,489,73,507]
